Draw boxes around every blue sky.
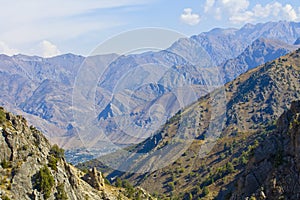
[0,0,300,57]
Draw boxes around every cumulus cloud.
[229,11,254,24]
[205,0,300,24]
[40,40,61,58]
[205,0,215,13]
[0,41,18,56]
[236,2,300,23]
[252,2,298,21]
[205,0,248,21]
[220,0,249,14]
[180,8,201,26]
[277,4,298,21]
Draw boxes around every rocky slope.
[86,49,300,199]
[0,107,154,200]
[230,100,300,199]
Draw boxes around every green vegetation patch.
[50,144,65,159]
[55,183,68,200]
[33,165,55,199]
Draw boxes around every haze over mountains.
[0,21,300,157]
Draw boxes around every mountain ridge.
[0,21,300,154]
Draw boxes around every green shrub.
[115,177,122,187]
[48,155,58,171]
[203,186,209,196]
[220,153,226,159]
[103,176,111,185]
[50,144,65,159]
[167,182,175,191]
[1,159,11,169]
[226,162,234,173]
[240,156,248,165]
[0,109,6,123]
[121,180,135,198]
[122,180,134,190]
[35,165,55,199]
[186,192,193,200]
[55,183,68,200]
[177,167,185,173]
[1,195,11,200]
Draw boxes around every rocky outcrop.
[82,167,105,190]
[0,107,150,200]
[231,100,300,199]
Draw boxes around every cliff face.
[232,100,300,199]
[0,107,153,200]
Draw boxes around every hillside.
[0,107,154,200]
[83,49,300,199]
[230,100,300,199]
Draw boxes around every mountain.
[84,24,300,151]
[79,21,300,146]
[0,21,300,156]
[83,49,300,199]
[0,106,154,200]
[87,38,297,150]
[169,21,300,66]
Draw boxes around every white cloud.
[282,4,298,21]
[220,0,249,14]
[251,2,299,23]
[205,0,250,22]
[252,2,298,21]
[0,41,18,56]
[205,0,215,13]
[180,8,201,26]
[229,11,254,24]
[40,40,61,58]
[205,0,300,24]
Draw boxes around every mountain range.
[0,21,300,160]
